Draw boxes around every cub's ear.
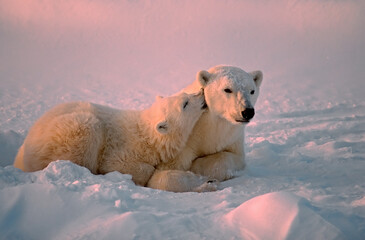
[156,120,169,134]
[197,70,211,87]
[250,70,263,88]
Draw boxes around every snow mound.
[224,192,345,240]
[0,161,136,240]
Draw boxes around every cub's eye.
[224,88,232,93]
[250,90,255,95]
[183,101,189,109]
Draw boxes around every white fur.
[147,65,263,192]
[147,170,218,193]
[14,91,206,186]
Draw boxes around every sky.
[0,0,364,98]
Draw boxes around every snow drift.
[224,192,344,240]
[0,161,349,239]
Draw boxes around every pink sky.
[0,0,364,95]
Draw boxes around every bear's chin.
[235,119,250,124]
[220,115,249,125]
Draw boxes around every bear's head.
[143,89,206,161]
[144,89,206,141]
[197,65,263,125]
[153,90,206,135]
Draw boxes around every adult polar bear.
[148,65,263,192]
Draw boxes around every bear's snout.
[241,108,255,121]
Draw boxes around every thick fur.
[147,65,263,192]
[14,91,206,187]
[147,170,218,193]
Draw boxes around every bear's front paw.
[207,179,218,184]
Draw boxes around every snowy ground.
[1,1,365,239]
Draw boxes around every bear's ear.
[156,120,169,134]
[197,70,211,87]
[156,95,164,101]
[250,70,263,88]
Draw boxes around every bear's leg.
[124,162,156,187]
[147,170,219,192]
[23,112,103,173]
[190,151,245,181]
[131,162,156,186]
[99,159,155,187]
[52,113,103,173]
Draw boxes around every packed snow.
[1,0,364,239]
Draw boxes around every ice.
[1,0,365,239]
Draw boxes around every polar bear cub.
[14,90,207,186]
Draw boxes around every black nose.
[242,108,255,120]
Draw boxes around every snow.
[224,192,344,240]
[1,0,365,239]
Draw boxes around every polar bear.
[14,90,209,187]
[147,65,263,192]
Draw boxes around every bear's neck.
[194,109,244,143]
[137,111,185,164]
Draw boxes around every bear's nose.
[241,108,255,120]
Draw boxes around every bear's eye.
[224,88,232,93]
[250,90,255,95]
[183,100,189,109]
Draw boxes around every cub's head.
[148,89,206,137]
[197,65,263,125]
[144,89,206,161]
